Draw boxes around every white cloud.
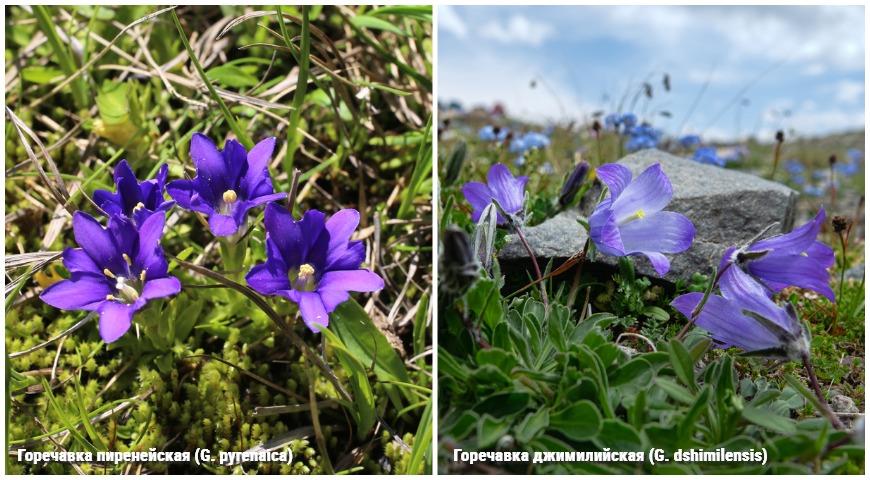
[479,15,555,46]
[438,5,468,39]
[832,80,864,104]
[802,63,827,76]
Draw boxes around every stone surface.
[500,149,798,282]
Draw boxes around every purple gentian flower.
[692,146,725,167]
[40,212,181,343]
[604,113,621,130]
[720,207,835,300]
[589,163,695,275]
[166,133,286,237]
[625,125,661,151]
[478,125,509,142]
[679,134,701,149]
[785,159,804,175]
[93,160,174,225]
[672,265,809,359]
[461,163,528,225]
[246,204,384,332]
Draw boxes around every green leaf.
[594,419,643,451]
[475,348,517,374]
[668,338,696,391]
[477,414,511,448]
[549,400,602,441]
[466,277,504,330]
[321,329,376,438]
[473,392,531,417]
[21,66,64,84]
[741,405,797,435]
[643,305,669,321]
[330,300,411,404]
[655,378,695,405]
[679,386,711,445]
[368,5,432,21]
[406,397,431,474]
[515,408,549,444]
[609,357,653,388]
[206,64,259,88]
[350,15,408,36]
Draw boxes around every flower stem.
[769,141,782,179]
[566,238,591,309]
[676,263,731,340]
[513,224,549,309]
[801,352,845,430]
[831,230,849,331]
[218,235,247,282]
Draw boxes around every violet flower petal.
[750,207,825,254]
[460,181,492,223]
[189,133,229,195]
[595,163,632,199]
[296,291,330,331]
[487,163,525,215]
[672,292,781,351]
[97,301,139,343]
[609,163,673,221]
[62,247,100,275]
[40,275,112,311]
[747,251,836,301]
[619,211,695,254]
[141,277,182,301]
[319,270,385,292]
[73,212,124,273]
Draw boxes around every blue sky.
[439,5,865,141]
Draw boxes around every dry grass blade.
[5,108,71,210]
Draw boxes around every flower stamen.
[123,253,132,266]
[103,268,116,279]
[223,190,238,204]
[133,201,145,212]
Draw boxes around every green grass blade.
[32,6,89,109]
[277,6,311,179]
[170,9,252,149]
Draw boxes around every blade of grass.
[32,6,89,109]
[405,397,431,474]
[276,5,310,178]
[170,9,253,149]
[397,116,432,219]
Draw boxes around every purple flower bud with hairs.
[167,133,286,237]
[671,265,810,360]
[589,163,695,276]
[93,160,174,225]
[40,212,181,343]
[720,207,835,301]
[245,204,384,332]
[461,163,528,225]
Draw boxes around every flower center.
[223,189,238,204]
[104,268,146,304]
[619,208,646,225]
[132,201,146,212]
[219,190,239,215]
[290,263,317,291]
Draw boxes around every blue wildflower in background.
[478,125,509,142]
[672,265,809,360]
[94,160,174,225]
[692,146,725,167]
[847,148,863,162]
[785,159,804,175]
[679,134,701,149]
[720,208,834,300]
[803,185,824,197]
[167,133,286,237]
[246,204,384,332]
[589,163,695,275]
[509,131,550,154]
[625,125,662,151]
[461,163,528,225]
[40,212,181,343]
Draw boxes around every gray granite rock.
[500,149,798,282]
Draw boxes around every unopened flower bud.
[559,160,590,207]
